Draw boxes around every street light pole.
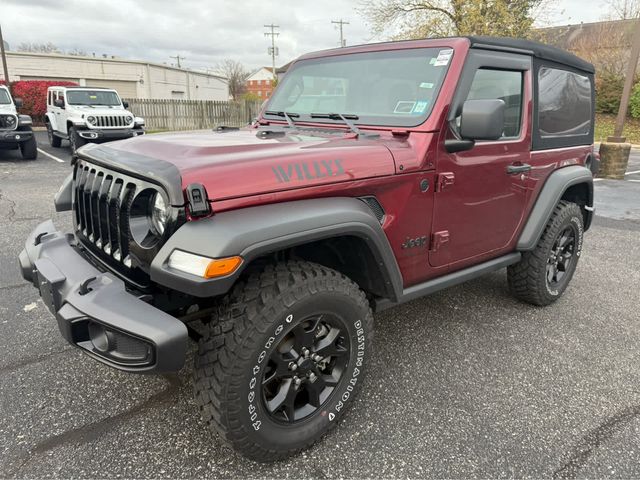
[0,24,10,93]
[611,19,640,142]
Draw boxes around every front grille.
[0,114,17,130]
[93,115,131,128]
[73,160,148,286]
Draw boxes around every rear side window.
[465,69,523,138]
[538,68,591,137]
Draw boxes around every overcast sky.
[2,0,610,73]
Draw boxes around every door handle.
[507,163,531,174]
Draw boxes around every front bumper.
[0,129,33,144]
[19,220,188,373]
[78,128,145,141]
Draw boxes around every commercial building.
[0,51,229,100]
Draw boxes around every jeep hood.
[81,129,396,202]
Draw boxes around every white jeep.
[0,85,37,160]
[45,86,144,153]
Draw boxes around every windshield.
[66,90,122,106]
[0,89,11,105]
[265,47,453,127]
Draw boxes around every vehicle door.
[430,50,532,268]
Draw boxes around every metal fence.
[123,98,263,131]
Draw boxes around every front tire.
[20,135,38,160]
[68,126,87,154]
[508,200,584,306]
[193,261,374,462]
[47,122,61,148]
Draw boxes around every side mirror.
[54,98,65,109]
[14,98,23,109]
[122,101,129,109]
[460,99,505,140]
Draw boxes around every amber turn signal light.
[204,256,243,278]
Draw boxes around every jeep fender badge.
[186,183,211,217]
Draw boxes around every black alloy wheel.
[261,313,350,423]
[546,225,577,290]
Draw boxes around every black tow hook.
[78,276,97,296]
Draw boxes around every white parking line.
[625,169,640,176]
[37,148,65,163]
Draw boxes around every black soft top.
[467,36,595,74]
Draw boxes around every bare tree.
[604,0,640,19]
[17,42,60,54]
[568,22,631,77]
[67,48,88,57]
[215,59,249,101]
[358,0,548,40]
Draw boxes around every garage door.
[85,79,138,98]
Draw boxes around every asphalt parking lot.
[1,132,640,478]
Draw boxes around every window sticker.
[419,82,434,89]
[433,49,453,67]
[89,95,98,99]
[413,100,429,113]
[429,57,437,65]
[394,101,416,114]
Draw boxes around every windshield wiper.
[264,110,299,128]
[310,112,366,137]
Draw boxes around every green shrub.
[630,82,640,118]
[596,74,624,114]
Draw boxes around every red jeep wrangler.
[19,36,598,461]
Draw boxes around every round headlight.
[125,116,133,124]
[6,115,16,127]
[151,192,168,236]
[87,115,97,126]
[129,189,169,248]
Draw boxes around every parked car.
[0,84,37,159]
[20,36,598,462]
[44,86,144,153]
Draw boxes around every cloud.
[2,0,373,71]
[2,0,604,72]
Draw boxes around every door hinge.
[436,172,455,192]
[430,230,450,251]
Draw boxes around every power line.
[170,54,186,68]
[264,23,280,81]
[331,19,350,47]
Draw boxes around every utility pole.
[0,24,10,93]
[611,19,640,141]
[264,23,280,82]
[331,19,350,47]
[170,54,186,69]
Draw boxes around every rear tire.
[20,135,38,160]
[69,126,86,154]
[508,200,584,306]
[47,122,61,148]
[193,261,374,462]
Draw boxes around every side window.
[538,67,591,137]
[47,91,51,106]
[464,69,523,138]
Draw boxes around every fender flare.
[44,112,57,131]
[517,165,593,251]
[150,197,404,300]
